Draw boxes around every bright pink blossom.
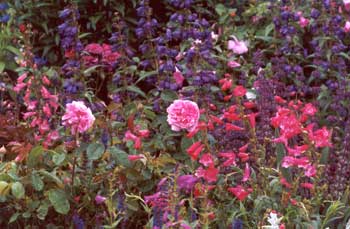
[199,153,214,167]
[242,163,250,182]
[167,99,200,132]
[173,67,185,86]
[299,17,309,28]
[85,43,104,54]
[228,185,251,201]
[62,101,95,135]
[233,85,247,97]
[344,21,350,32]
[227,60,241,68]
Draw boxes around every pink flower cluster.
[167,99,200,132]
[82,43,121,69]
[14,70,60,149]
[62,101,95,135]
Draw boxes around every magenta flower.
[167,99,200,132]
[344,21,350,32]
[62,101,95,135]
[95,195,106,204]
[228,36,248,54]
[177,175,198,192]
[299,17,309,28]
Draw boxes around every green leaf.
[38,170,63,188]
[11,182,25,199]
[52,153,65,166]
[0,62,5,73]
[126,85,146,98]
[9,212,20,224]
[31,173,44,191]
[0,181,9,196]
[48,189,70,215]
[136,70,158,84]
[37,201,50,220]
[160,90,178,102]
[5,46,21,56]
[215,4,227,15]
[110,147,131,168]
[27,146,44,168]
[87,143,105,160]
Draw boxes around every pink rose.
[167,99,200,132]
[62,101,95,135]
[84,43,103,55]
[228,36,248,54]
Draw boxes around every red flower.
[280,177,292,188]
[218,151,236,166]
[274,96,286,104]
[186,141,204,160]
[302,103,317,116]
[307,126,332,148]
[203,166,219,183]
[228,185,251,201]
[199,153,214,167]
[233,85,246,97]
[19,24,26,33]
[219,78,232,91]
[195,166,218,183]
[246,113,258,128]
[286,144,308,156]
[300,182,314,189]
[225,123,244,131]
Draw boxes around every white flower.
[262,212,283,229]
[245,89,257,100]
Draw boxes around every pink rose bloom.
[228,36,248,54]
[299,17,309,28]
[62,101,95,135]
[344,21,350,32]
[84,43,103,55]
[167,99,200,132]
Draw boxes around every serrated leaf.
[27,146,44,168]
[87,143,105,160]
[48,189,70,215]
[11,182,25,199]
[31,173,44,191]
[38,170,63,188]
[52,153,65,166]
[37,201,50,220]
[215,4,226,15]
[110,147,131,167]
[9,212,20,224]
[160,90,178,102]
